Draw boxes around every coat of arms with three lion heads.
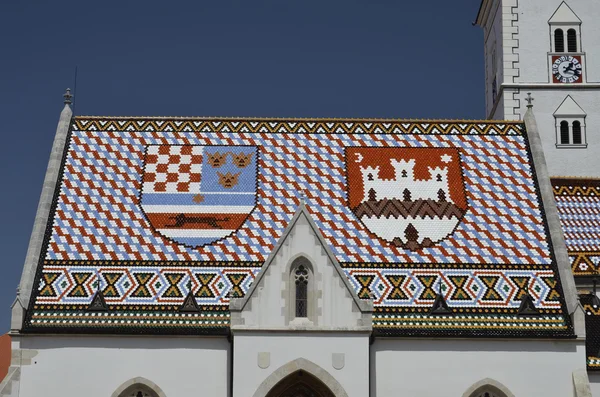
[139,144,257,248]
[346,147,468,251]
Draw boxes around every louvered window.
[555,29,565,52]
[573,121,582,144]
[567,29,578,52]
[560,121,570,144]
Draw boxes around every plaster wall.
[515,90,600,177]
[13,335,229,397]
[232,332,369,397]
[371,338,586,397]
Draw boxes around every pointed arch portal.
[462,378,515,397]
[253,358,349,397]
[265,371,335,397]
[111,377,167,397]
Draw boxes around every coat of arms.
[346,147,468,251]
[139,145,257,248]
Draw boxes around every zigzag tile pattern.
[552,178,600,276]
[34,262,561,311]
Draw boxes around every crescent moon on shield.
[355,153,363,163]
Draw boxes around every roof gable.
[230,202,372,331]
[548,2,581,24]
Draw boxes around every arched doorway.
[266,370,335,397]
[111,377,166,397]
[252,358,348,397]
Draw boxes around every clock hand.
[563,63,575,74]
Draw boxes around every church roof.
[552,178,600,276]
[24,116,572,337]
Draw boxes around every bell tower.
[475,0,600,177]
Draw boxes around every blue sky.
[0,1,484,332]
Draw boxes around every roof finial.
[526,92,534,109]
[63,88,72,105]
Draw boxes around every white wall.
[233,332,369,397]
[15,335,230,397]
[371,338,586,397]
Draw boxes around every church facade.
[1,1,599,396]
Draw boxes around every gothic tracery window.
[295,265,309,317]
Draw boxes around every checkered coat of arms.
[139,145,258,248]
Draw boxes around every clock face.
[552,55,583,83]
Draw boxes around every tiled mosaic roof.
[552,178,600,276]
[25,117,572,336]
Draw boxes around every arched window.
[567,29,578,52]
[554,29,565,52]
[560,121,570,144]
[295,265,309,317]
[288,257,314,322]
[554,96,587,148]
[573,121,582,144]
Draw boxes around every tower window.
[554,29,565,52]
[294,265,308,317]
[554,95,587,148]
[567,29,577,52]
[572,121,582,144]
[560,121,569,144]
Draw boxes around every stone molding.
[524,108,579,322]
[111,377,167,397]
[14,102,73,331]
[251,357,348,397]
[462,377,515,397]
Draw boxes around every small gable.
[548,2,581,24]
[230,203,373,331]
[553,95,586,116]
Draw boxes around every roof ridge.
[72,115,523,124]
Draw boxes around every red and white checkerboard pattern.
[142,145,203,194]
